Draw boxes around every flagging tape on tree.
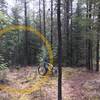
[0,25,53,94]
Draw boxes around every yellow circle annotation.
[0,25,53,95]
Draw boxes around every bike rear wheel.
[38,65,48,76]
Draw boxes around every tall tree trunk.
[66,0,70,66]
[63,0,70,66]
[39,0,41,33]
[86,0,89,69]
[86,0,93,71]
[89,0,93,71]
[43,0,46,37]
[96,36,99,71]
[24,0,29,65]
[70,0,73,66]
[57,0,62,99]
[96,3,100,72]
[51,0,53,48]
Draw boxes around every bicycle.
[38,62,58,76]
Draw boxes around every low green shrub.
[0,63,9,81]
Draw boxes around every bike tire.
[38,65,48,76]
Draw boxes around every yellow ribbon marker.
[0,25,53,95]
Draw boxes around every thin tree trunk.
[51,0,53,48]
[43,0,46,37]
[39,0,41,33]
[96,37,99,71]
[70,0,73,66]
[96,4,100,72]
[63,0,70,66]
[24,0,28,65]
[89,0,93,71]
[66,0,70,66]
[86,0,93,71]
[57,0,62,99]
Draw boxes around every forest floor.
[0,66,100,100]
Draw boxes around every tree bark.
[57,0,62,99]
[96,3,100,72]
[51,0,53,48]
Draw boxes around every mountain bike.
[38,62,58,76]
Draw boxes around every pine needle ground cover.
[0,67,100,100]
